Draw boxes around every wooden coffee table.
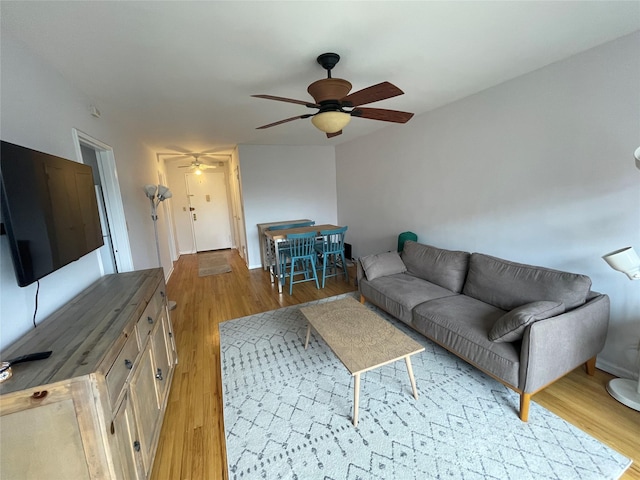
[299,297,425,427]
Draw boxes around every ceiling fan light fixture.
[311,111,351,134]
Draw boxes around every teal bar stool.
[397,231,417,252]
[315,226,349,288]
[284,231,320,294]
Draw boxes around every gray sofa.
[357,240,610,421]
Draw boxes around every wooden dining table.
[264,224,342,293]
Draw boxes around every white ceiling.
[2,1,639,156]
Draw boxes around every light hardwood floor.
[150,249,639,480]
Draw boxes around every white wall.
[336,32,640,378]
[238,145,337,269]
[0,33,171,350]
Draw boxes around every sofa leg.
[519,393,531,422]
[585,356,596,376]
[359,294,366,304]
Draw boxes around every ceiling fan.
[176,154,223,174]
[252,53,414,138]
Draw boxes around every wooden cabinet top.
[0,269,164,396]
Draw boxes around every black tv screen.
[1,141,104,287]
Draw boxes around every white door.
[185,172,232,252]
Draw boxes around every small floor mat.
[198,251,232,277]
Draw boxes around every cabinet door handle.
[124,359,133,370]
[32,390,48,400]
[160,291,166,298]
[133,440,141,452]
[155,368,163,381]
[147,316,154,324]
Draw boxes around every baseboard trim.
[164,264,175,283]
[596,357,638,379]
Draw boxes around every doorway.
[72,129,134,273]
[185,171,233,251]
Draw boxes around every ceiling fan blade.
[177,165,193,168]
[326,131,342,138]
[252,95,319,108]
[351,107,414,123]
[256,114,313,130]
[341,82,404,107]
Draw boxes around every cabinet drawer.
[136,303,155,347]
[149,283,166,318]
[135,285,166,347]
[106,333,139,408]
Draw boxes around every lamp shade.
[144,184,158,199]
[157,184,172,201]
[603,246,640,280]
[311,111,351,133]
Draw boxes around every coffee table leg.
[405,356,418,400]
[353,373,360,427]
[304,324,311,350]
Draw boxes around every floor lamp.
[144,184,177,311]
[602,246,640,411]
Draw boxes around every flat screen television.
[1,140,104,287]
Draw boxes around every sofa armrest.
[519,293,610,393]
[356,258,366,285]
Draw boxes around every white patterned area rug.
[219,293,631,480]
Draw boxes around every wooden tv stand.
[0,268,177,479]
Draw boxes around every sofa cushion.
[489,301,566,343]
[412,296,520,387]
[360,273,456,325]
[401,241,470,293]
[360,251,406,281]
[462,253,592,310]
